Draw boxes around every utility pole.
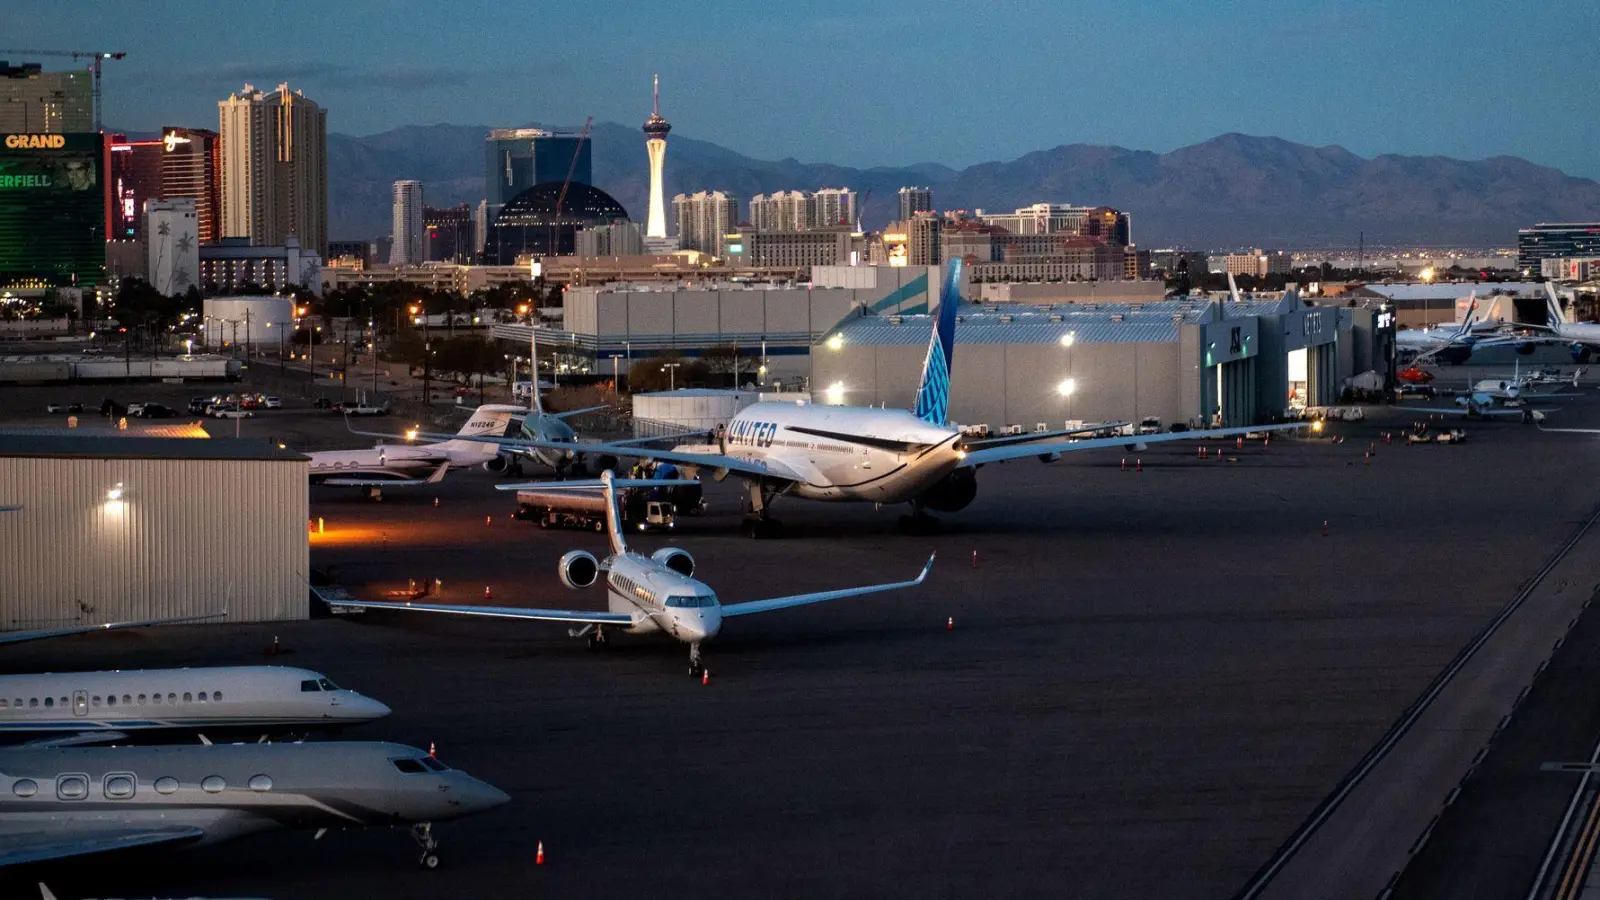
[423,340,432,405]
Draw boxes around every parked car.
[313,397,334,410]
[343,403,389,416]
[126,403,149,417]
[210,406,254,419]
[45,402,84,414]
[132,403,177,418]
[263,396,283,409]
[188,397,211,415]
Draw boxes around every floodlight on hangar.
[1056,378,1077,397]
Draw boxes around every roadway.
[2,382,1600,898]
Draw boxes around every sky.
[6,0,1598,178]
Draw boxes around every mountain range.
[324,125,1600,249]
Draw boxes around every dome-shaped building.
[487,182,631,263]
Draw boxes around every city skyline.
[7,0,1597,181]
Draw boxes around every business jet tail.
[912,258,962,426]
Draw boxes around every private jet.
[0,741,509,870]
[324,471,935,674]
[1533,282,1600,363]
[483,330,609,476]
[412,260,1309,536]
[308,404,520,490]
[0,666,391,746]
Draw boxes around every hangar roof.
[0,433,307,461]
[1357,282,1542,301]
[825,300,1286,346]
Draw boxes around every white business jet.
[0,666,390,746]
[419,260,1308,536]
[309,403,521,489]
[323,471,934,674]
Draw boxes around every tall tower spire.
[642,74,672,241]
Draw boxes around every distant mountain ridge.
[320,126,1600,248]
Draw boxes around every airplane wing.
[958,422,1308,467]
[320,596,635,626]
[320,463,449,488]
[553,404,610,420]
[721,553,935,618]
[0,826,205,867]
[961,422,1128,452]
[1398,406,1552,418]
[0,612,227,647]
[1539,425,1600,434]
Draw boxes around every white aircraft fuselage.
[600,552,721,643]
[715,403,963,503]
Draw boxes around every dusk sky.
[7,0,1597,178]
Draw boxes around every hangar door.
[1216,359,1256,428]
[1305,343,1337,406]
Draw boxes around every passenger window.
[300,679,319,692]
[44,697,53,709]
[28,698,37,708]
[0,698,7,708]
[196,691,207,703]
[138,694,146,704]
[248,774,273,792]
[213,691,222,702]
[122,695,131,705]
[11,778,36,797]
[103,774,135,799]
[56,775,89,800]
[167,693,176,704]
[153,777,179,794]
[182,693,192,703]
[106,696,115,707]
[391,758,427,774]
[151,694,161,705]
[92,696,101,707]
[200,775,225,793]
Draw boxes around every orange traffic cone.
[701,669,710,686]
[535,841,546,865]
[484,585,493,600]
[1121,457,1127,471]
[971,550,978,569]
[1236,436,1243,449]
[1322,520,1329,537]
[946,616,954,631]
[1136,458,1142,472]
[428,741,436,758]
[484,515,492,527]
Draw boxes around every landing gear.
[742,480,785,539]
[688,641,704,677]
[586,626,609,650]
[412,822,440,869]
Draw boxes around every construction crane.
[0,49,126,132]
[554,116,594,219]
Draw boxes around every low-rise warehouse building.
[811,294,1375,431]
[0,435,310,633]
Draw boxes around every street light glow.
[1056,378,1077,397]
[824,381,846,404]
[826,333,843,351]
[1059,332,1076,347]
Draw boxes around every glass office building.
[484,128,591,208]
[1518,223,1600,275]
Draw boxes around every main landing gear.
[742,481,784,539]
[897,502,941,535]
[412,822,441,869]
[688,641,705,677]
[586,625,609,650]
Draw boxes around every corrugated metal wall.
[0,457,308,629]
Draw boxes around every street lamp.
[609,353,624,391]
[662,362,681,391]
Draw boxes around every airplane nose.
[455,776,512,814]
[341,693,391,721]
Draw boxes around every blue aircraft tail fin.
[912,260,961,425]
[1453,294,1478,339]
[1546,282,1568,327]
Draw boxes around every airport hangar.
[0,434,310,631]
[811,293,1388,430]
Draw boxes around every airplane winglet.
[38,884,58,900]
[917,552,937,583]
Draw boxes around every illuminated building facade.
[0,132,107,288]
[642,75,671,241]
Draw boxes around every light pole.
[662,362,681,391]
[609,353,623,393]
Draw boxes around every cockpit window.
[666,595,714,608]
[391,758,427,774]
[317,678,338,691]
[300,679,319,692]
[419,757,448,772]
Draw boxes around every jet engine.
[916,468,978,513]
[1573,343,1593,363]
[1514,341,1536,356]
[482,453,512,474]
[652,547,695,578]
[558,550,600,590]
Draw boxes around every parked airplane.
[1457,360,1579,405]
[1399,400,1552,423]
[419,260,1309,536]
[39,886,267,900]
[1537,282,1600,362]
[484,330,608,476]
[324,471,934,674]
[1,613,226,649]
[0,666,391,746]
[0,741,509,869]
[308,404,519,487]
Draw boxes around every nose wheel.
[689,641,704,677]
[412,822,441,870]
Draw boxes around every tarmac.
[3,369,1600,898]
